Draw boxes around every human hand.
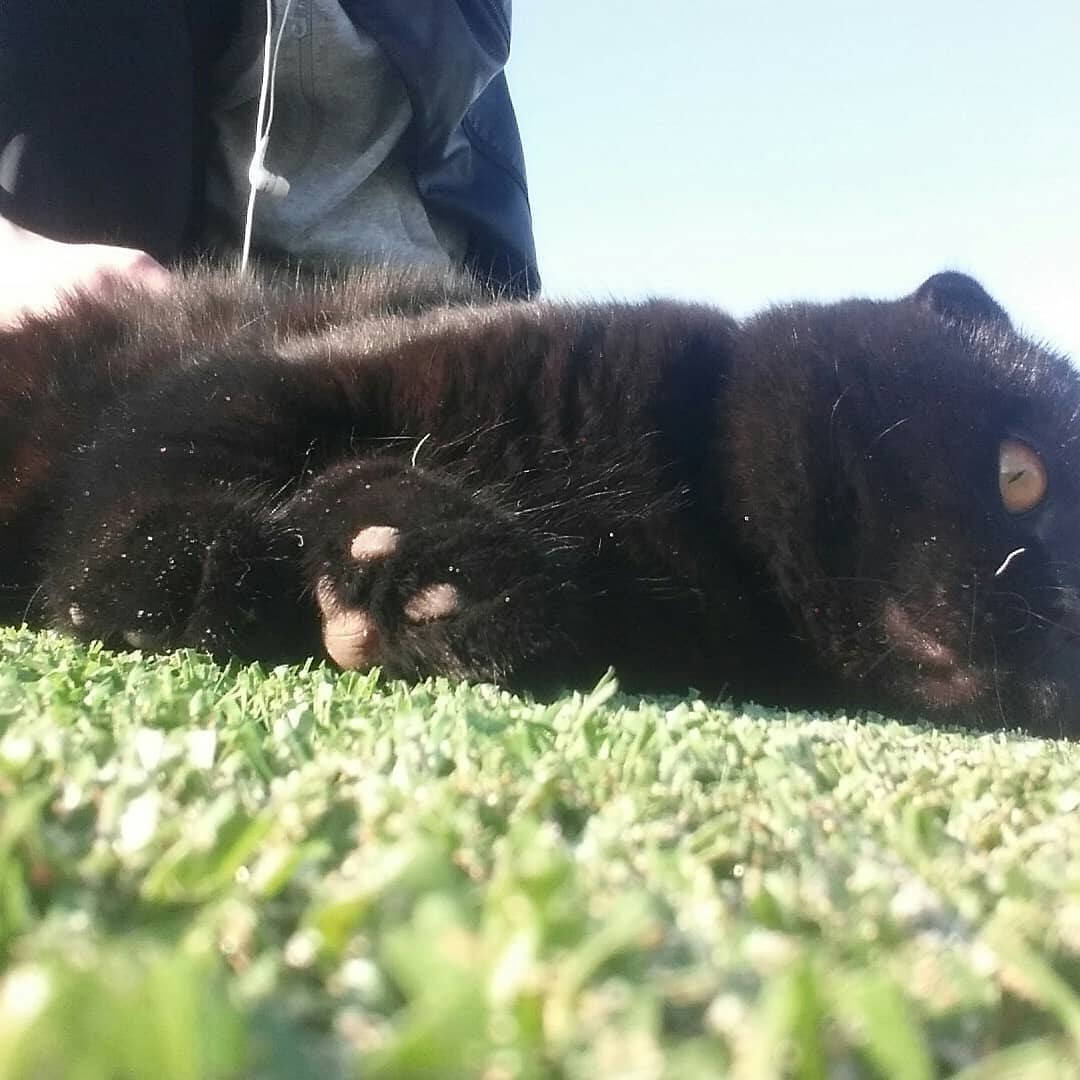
[0,217,171,329]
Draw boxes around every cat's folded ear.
[912,271,1012,329]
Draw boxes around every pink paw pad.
[350,525,400,561]
[404,582,460,623]
[317,525,463,671]
[316,576,381,670]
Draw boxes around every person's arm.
[0,216,171,329]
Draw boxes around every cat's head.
[729,273,1080,735]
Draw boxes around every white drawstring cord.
[239,0,295,274]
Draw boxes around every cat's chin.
[885,668,1077,739]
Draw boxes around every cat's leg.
[285,457,589,688]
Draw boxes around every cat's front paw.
[50,503,212,651]
[47,498,313,661]
[295,462,582,686]
[315,523,466,669]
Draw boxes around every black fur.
[2,266,1078,734]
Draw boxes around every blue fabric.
[0,0,538,295]
[340,1,539,296]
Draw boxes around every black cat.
[2,266,1078,734]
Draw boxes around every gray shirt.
[204,0,467,268]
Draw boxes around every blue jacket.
[340,1,539,297]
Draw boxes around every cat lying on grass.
[1,266,1077,734]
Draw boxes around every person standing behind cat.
[0,0,538,328]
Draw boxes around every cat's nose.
[882,600,955,671]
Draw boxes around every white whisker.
[411,432,432,469]
[867,415,911,449]
[993,547,1026,578]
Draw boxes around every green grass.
[2,625,1080,1078]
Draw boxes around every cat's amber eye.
[998,438,1047,514]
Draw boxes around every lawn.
[1,625,1079,1078]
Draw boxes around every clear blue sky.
[508,1,1080,359]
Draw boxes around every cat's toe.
[122,628,163,651]
[316,576,383,669]
[350,525,401,561]
[404,582,460,623]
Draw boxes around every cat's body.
[2,266,1078,734]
